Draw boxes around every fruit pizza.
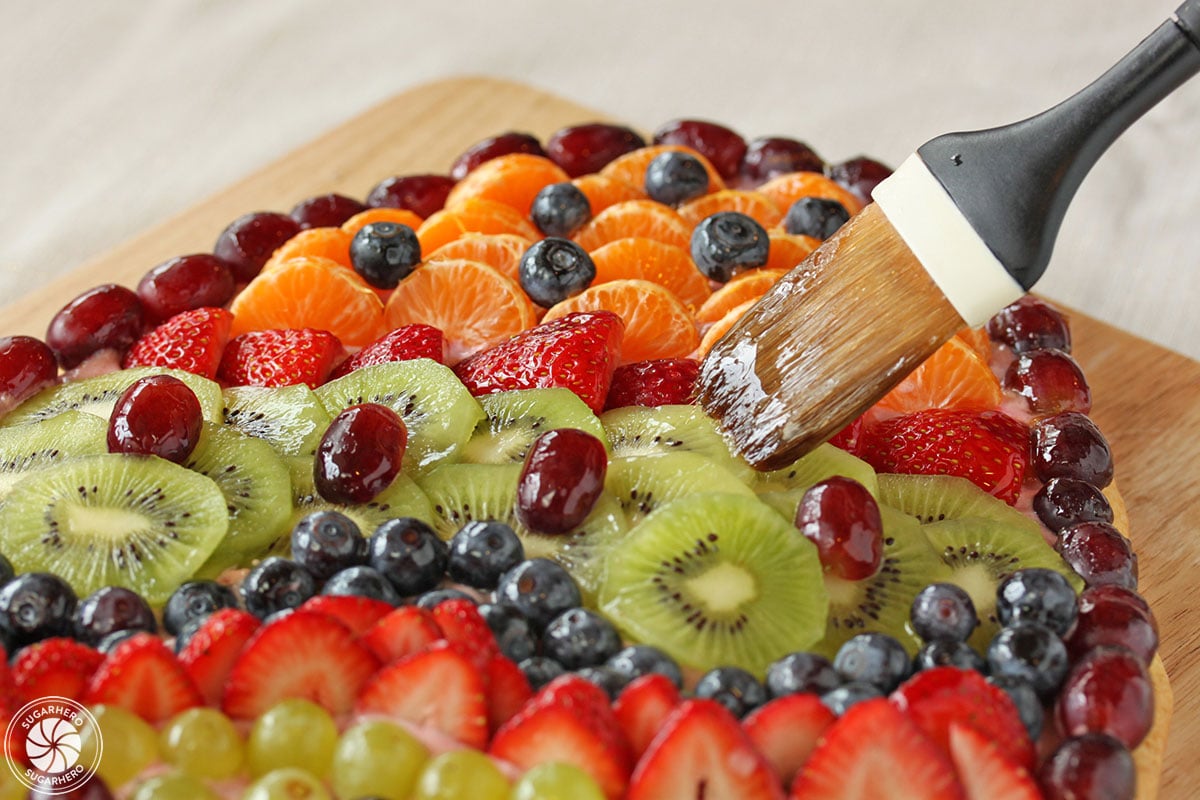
[0,116,1170,800]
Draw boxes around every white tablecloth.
[2,0,1198,359]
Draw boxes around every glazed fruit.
[314,403,408,504]
[546,123,646,177]
[214,211,302,282]
[782,196,850,239]
[644,151,711,205]
[289,193,366,229]
[46,283,145,368]
[0,334,58,412]
[653,119,747,180]
[518,238,597,307]
[107,374,204,463]
[451,131,546,180]
[349,221,421,289]
[365,173,455,218]
[741,136,824,183]
[795,476,884,580]
[689,211,770,281]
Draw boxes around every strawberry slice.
[122,307,233,379]
[430,598,500,670]
[361,605,444,665]
[858,409,1029,504]
[355,641,488,749]
[177,608,260,706]
[604,357,699,410]
[889,666,1036,772]
[222,609,379,719]
[790,698,964,800]
[12,638,105,704]
[485,653,533,733]
[742,693,837,787]
[947,722,1041,800]
[329,323,448,379]
[613,673,682,758]
[627,698,783,800]
[217,327,344,389]
[299,595,395,637]
[453,310,623,413]
[83,633,203,724]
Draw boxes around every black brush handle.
[918,0,1200,289]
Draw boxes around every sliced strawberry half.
[354,641,488,749]
[122,306,233,379]
[628,698,783,800]
[83,633,203,724]
[485,653,533,733]
[742,693,837,787]
[430,598,499,670]
[299,595,395,637]
[790,698,964,800]
[613,673,682,759]
[177,608,260,706]
[453,310,624,413]
[12,638,105,705]
[330,323,448,379]
[222,609,379,719]
[948,722,1041,800]
[361,605,444,665]
[604,357,699,410]
[217,327,344,389]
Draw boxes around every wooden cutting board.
[3,76,1197,792]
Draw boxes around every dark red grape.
[987,295,1072,353]
[741,136,824,184]
[1033,476,1114,532]
[1056,521,1138,590]
[1066,584,1158,665]
[450,132,545,180]
[365,174,456,219]
[107,374,203,463]
[1004,348,1091,415]
[653,119,747,180]
[545,123,646,178]
[0,335,58,410]
[1039,733,1135,800]
[136,254,236,322]
[825,156,893,203]
[46,283,145,369]
[515,428,607,534]
[289,192,367,229]
[1032,412,1113,488]
[1056,645,1153,749]
[213,211,301,282]
[74,585,157,646]
[315,403,408,504]
[795,476,884,580]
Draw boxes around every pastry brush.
[698,0,1200,470]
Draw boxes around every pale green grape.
[511,762,606,800]
[131,770,220,800]
[242,767,331,800]
[330,718,430,800]
[413,749,510,800]
[247,699,338,778]
[159,707,245,779]
[80,704,160,789]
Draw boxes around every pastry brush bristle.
[697,202,966,471]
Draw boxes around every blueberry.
[369,517,448,597]
[349,221,421,289]
[541,608,621,670]
[988,673,1045,740]
[478,602,539,662]
[519,656,565,690]
[986,621,1069,700]
[820,681,882,715]
[163,580,239,637]
[913,640,987,673]
[782,197,850,239]
[321,566,400,605]
[290,510,367,582]
[531,182,592,237]
[910,582,979,643]
[694,666,767,718]
[644,151,710,205]
[605,644,684,689]
[517,238,596,308]
[0,552,14,588]
[575,665,628,700]
[765,651,841,698]
[414,588,477,609]
[447,520,525,590]
[242,557,317,619]
[690,211,770,282]
[74,586,157,646]
[496,558,582,632]
[0,572,77,647]
[833,633,911,692]
[996,568,1078,636]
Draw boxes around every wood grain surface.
[1,76,1194,794]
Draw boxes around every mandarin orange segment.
[229,256,385,347]
[263,227,353,272]
[757,171,865,216]
[678,190,784,229]
[875,335,1003,414]
[341,208,425,238]
[572,200,692,252]
[695,268,787,325]
[764,231,820,272]
[695,299,756,358]
[425,233,533,283]
[541,278,699,364]
[444,153,570,216]
[600,144,726,194]
[383,259,538,364]
[571,173,646,214]
[416,198,541,255]
[955,327,993,362]
[588,237,712,311]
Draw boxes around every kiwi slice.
[0,453,228,603]
[185,422,294,575]
[923,517,1083,652]
[416,462,628,599]
[315,360,485,476]
[751,443,880,523]
[461,388,608,464]
[2,367,223,427]
[605,451,756,525]
[877,473,1042,538]
[598,492,827,676]
[813,505,951,658]
[600,404,753,481]
[0,410,108,505]
[286,455,436,541]
[222,384,331,458]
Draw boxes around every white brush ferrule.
[871,154,1024,328]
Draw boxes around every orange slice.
[542,279,699,364]
[229,256,385,347]
[263,227,353,272]
[341,208,425,238]
[572,173,646,214]
[588,237,712,311]
[678,190,784,229]
[764,231,820,272]
[757,171,864,216]
[956,327,993,362]
[444,153,570,216]
[383,259,538,364]
[425,233,533,283]
[572,200,692,252]
[875,335,1003,414]
[600,145,726,194]
[695,268,787,326]
[417,198,541,255]
[695,299,756,358]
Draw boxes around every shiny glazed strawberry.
[217,328,344,389]
[122,307,233,380]
[604,358,699,410]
